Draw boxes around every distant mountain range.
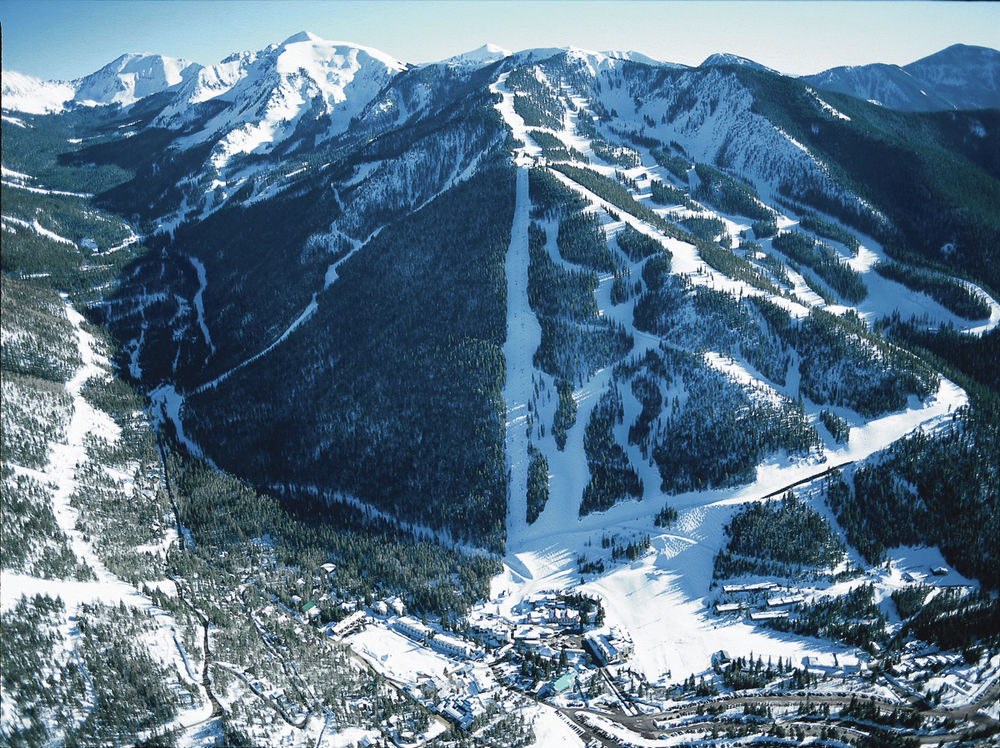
[5,41,997,117]
[2,52,199,113]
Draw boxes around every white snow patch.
[187,256,215,354]
[149,384,212,464]
[502,164,544,539]
[2,215,77,248]
[526,704,586,747]
[806,86,852,121]
[1,70,75,113]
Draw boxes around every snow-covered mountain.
[600,49,681,68]
[154,31,408,167]
[1,53,198,113]
[700,52,777,73]
[553,56,863,220]
[1,70,76,114]
[803,44,1000,111]
[904,43,1000,110]
[71,52,200,106]
[4,31,1000,748]
[440,42,512,68]
[802,62,952,110]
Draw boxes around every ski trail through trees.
[488,62,977,681]
[503,163,543,542]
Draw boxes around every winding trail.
[188,256,215,356]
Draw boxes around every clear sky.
[2,0,998,80]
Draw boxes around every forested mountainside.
[3,35,1000,746]
[802,44,1000,112]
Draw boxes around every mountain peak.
[440,42,511,68]
[909,43,998,65]
[91,52,198,77]
[72,52,199,107]
[700,53,776,73]
[270,33,407,72]
[281,30,323,46]
[600,49,675,68]
[480,42,511,56]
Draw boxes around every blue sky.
[2,1,998,80]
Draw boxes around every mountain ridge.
[802,43,1000,111]
[6,38,999,117]
[1,52,199,113]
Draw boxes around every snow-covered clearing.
[582,711,674,747]
[782,263,830,308]
[526,704,585,747]
[2,114,29,128]
[102,223,141,254]
[14,298,123,590]
[778,210,1000,336]
[494,361,965,682]
[490,73,543,159]
[1,177,93,198]
[956,278,1000,336]
[2,165,32,180]
[347,624,458,687]
[806,87,852,122]
[188,256,215,354]
[503,163,543,537]
[849,244,999,336]
[320,726,383,748]
[547,166,814,321]
[149,383,214,465]
[2,214,78,248]
[702,351,786,407]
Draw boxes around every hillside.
[3,35,1000,747]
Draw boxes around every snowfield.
[503,164,544,538]
[526,704,586,747]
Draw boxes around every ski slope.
[503,164,543,538]
[488,64,978,683]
